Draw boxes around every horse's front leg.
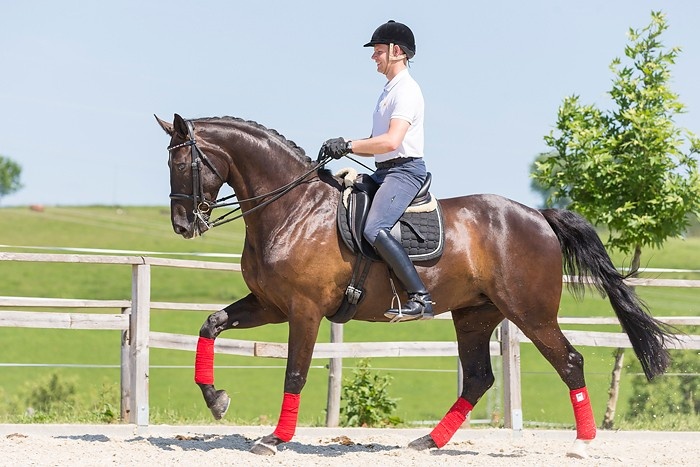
[250,308,323,456]
[195,293,287,419]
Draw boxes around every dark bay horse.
[156,113,672,457]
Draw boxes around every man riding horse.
[322,20,433,322]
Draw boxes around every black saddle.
[337,171,444,262]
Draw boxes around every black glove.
[322,137,350,159]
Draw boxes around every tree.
[529,151,570,208]
[0,155,23,203]
[531,10,700,430]
[532,11,700,272]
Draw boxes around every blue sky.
[1,1,698,208]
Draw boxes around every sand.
[1,424,698,466]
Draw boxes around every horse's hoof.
[250,437,278,456]
[208,389,230,420]
[408,434,437,451]
[566,438,591,459]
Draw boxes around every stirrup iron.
[387,276,405,323]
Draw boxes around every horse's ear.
[154,114,173,136]
[173,113,189,138]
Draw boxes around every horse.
[155,113,673,457]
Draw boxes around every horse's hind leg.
[514,318,596,457]
[196,293,287,419]
[410,306,504,450]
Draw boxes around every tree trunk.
[630,244,642,277]
[601,244,641,429]
[602,348,625,429]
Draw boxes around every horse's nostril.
[173,223,188,235]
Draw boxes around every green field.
[0,206,698,429]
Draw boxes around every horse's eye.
[177,163,187,171]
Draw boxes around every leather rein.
[167,119,332,229]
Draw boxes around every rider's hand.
[322,137,350,159]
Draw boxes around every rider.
[322,20,433,322]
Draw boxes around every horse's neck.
[222,130,328,225]
[221,128,307,199]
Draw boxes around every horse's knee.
[199,310,229,339]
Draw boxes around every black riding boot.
[373,230,434,322]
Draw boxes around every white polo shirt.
[371,69,425,163]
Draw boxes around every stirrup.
[384,294,434,323]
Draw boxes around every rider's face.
[371,44,389,73]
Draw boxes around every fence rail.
[1,251,698,429]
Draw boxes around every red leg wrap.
[194,337,215,384]
[570,387,596,440]
[429,397,473,448]
[273,393,301,442]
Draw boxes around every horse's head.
[155,113,228,238]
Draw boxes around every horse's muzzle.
[171,204,210,239]
[173,221,195,239]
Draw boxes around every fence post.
[457,357,463,396]
[130,262,151,427]
[325,322,343,427]
[501,319,522,432]
[120,306,132,422]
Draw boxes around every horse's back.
[439,193,556,241]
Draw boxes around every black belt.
[375,157,419,169]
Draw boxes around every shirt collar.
[384,69,410,92]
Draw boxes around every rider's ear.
[173,113,189,138]
[154,114,174,136]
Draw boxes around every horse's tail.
[540,208,674,380]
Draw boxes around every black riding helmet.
[363,20,416,59]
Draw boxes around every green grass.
[0,206,698,429]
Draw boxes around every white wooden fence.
[1,252,699,429]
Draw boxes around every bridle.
[167,119,333,229]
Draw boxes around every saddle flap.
[336,168,443,262]
[348,190,372,254]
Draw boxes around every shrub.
[26,373,77,415]
[340,358,402,427]
[626,349,700,419]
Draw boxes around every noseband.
[167,119,333,229]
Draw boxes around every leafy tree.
[529,151,570,208]
[532,11,700,271]
[0,155,23,203]
[532,10,699,430]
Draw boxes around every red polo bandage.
[273,392,301,442]
[194,337,215,384]
[570,387,596,440]
[429,397,473,448]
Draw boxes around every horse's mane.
[196,116,312,165]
